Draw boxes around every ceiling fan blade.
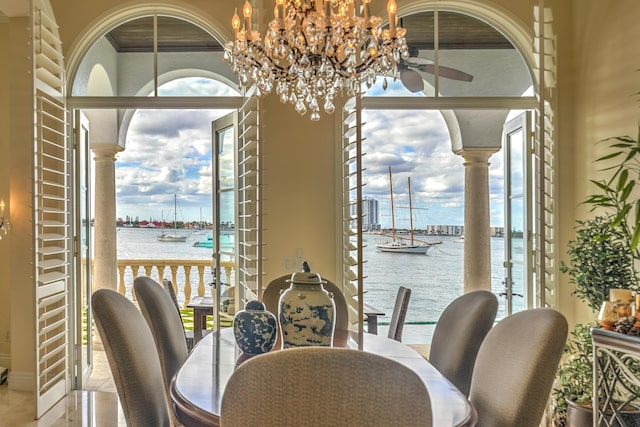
[400,69,424,93]
[417,63,474,82]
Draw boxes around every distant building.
[362,197,380,231]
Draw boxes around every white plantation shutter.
[533,5,557,309]
[341,95,365,330]
[236,93,263,306]
[33,0,71,417]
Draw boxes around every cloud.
[115,77,505,228]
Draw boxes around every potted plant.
[553,214,636,426]
[553,131,640,426]
[552,323,595,427]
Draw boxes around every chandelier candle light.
[224,0,408,120]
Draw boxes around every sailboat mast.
[408,177,414,244]
[174,194,178,233]
[389,166,396,239]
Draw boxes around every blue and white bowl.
[233,300,277,355]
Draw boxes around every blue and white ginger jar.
[279,270,336,348]
[233,300,277,355]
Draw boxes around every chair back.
[429,289,498,396]
[91,289,171,427]
[220,347,432,426]
[161,278,198,350]
[134,276,189,393]
[161,278,181,316]
[262,274,349,330]
[388,286,411,341]
[469,308,568,427]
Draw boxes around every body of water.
[117,227,507,344]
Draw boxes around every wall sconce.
[0,198,9,239]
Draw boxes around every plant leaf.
[621,180,635,202]
[596,152,623,162]
[617,169,629,191]
[632,227,640,251]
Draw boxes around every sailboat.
[157,194,187,242]
[193,207,209,235]
[376,166,442,254]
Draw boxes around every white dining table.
[170,328,477,426]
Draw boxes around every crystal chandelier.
[224,0,408,121]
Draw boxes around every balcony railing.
[116,258,235,307]
[113,258,435,344]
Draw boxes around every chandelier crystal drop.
[224,0,409,121]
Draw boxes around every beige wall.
[0,21,10,360]
[556,1,640,326]
[261,95,340,281]
[0,15,36,384]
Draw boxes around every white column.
[92,144,121,292]
[460,148,499,293]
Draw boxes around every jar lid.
[287,271,326,285]
[245,300,266,311]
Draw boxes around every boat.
[193,207,209,234]
[376,167,442,255]
[193,236,213,248]
[454,235,464,243]
[157,195,187,242]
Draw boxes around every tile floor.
[0,350,126,426]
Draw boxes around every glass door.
[503,112,532,315]
[212,112,238,330]
[73,110,92,387]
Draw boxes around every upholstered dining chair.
[220,347,432,426]
[428,289,498,396]
[388,285,412,341]
[161,278,197,350]
[469,308,568,427]
[91,288,171,427]
[133,276,189,393]
[262,274,350,330]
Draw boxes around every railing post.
[197,265,206,297]
[117,265,126,296]
[157,264,166,283]
[183,265,193,305]
[170,265,179,290]
[142,264,152,278]
[131,264,140,300]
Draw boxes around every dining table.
[170,328,477,427]
[187,296,387,344]
[186,296,215,342]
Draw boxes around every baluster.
[142,264,152,278]
[169,265,179,296]
[156,264,166,283]
[197,265,206,297]
[182,265,192,305]
[131,264,141,300]
[117,264,126,296]
[223,266,233,313]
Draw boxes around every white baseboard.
[8,370,33,391]
[0,353,9,368]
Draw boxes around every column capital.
[456,147,501,166]
[91,143,123,161]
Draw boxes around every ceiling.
[105,17,222,52]
[403,11,513,50]
[0,0,29,18]
[104,12,513,53]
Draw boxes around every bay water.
[117,227,506,344]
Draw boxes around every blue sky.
[115,77,505,227]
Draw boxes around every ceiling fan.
[398,49,474,93]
